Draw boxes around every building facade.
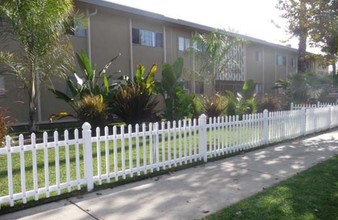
[0,0,328,125]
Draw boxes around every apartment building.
[0,0,327,125]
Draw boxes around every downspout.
[129,18,134,78]
[163,25,167,63]
[86,8,98,65]
[191,31,196,93]
[262,47,265,94]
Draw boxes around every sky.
[106,0,305,50]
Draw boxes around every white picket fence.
[290,101,338,110]
[1,106,338,209]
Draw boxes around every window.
[290,57,297,68]
[255,51,262,62]
[277,55,286,66]
[66,16,88,37]
[132,28,163,48]
[178,36,190,51]
[74,17,87,37]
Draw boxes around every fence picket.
[54,131,60,195]
[135,124,140,175]
[128,125,133,177]
[74,129,81,190]
[113,126,118,181]
[6,136,14,207]
[104,126,110,183]
[121,125,126,179]
[64,130,71,192]
[167,121,172,168]
[19,135,27,203]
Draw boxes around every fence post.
[199,114,207,162]
[290,102,294,111]
[263,109,269,144]
[82,122,94,192]
[329,106,333,129]
[301,107,306,136]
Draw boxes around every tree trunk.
[298,31,307,73]
[298,0,308,74]
[28,68,38,133]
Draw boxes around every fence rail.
[290,101,338,110]
[1,106,338,209]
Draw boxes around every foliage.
[276,0,338,73]
[49,95,107,128]
[257,96,282,112]
[273,73,329,106]
[112,84,159,125]
[0,107,10,145]
[75,95,107,129]
[173,86,195,119]
[49,51,119,125]
[190,29,242,92]
[192,96,203,118]
[202,93,226,118]
[110,64,159,124]
[224,80,257,116]
[159,58,195,120]
[50,50,120,107]
[0,0,74,132]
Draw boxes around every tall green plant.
[50,50,120,105]
[224,80,257,116]
[110,64,159,124]
[0,0,74,132]
[49,51,119,125]
[160,58,195,120]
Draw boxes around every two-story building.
[0,0,327,125]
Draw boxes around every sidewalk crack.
[67,199,100,220]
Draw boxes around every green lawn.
[205,156,338,220]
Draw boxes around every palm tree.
[190,29,241,94]
[0,0,74,132]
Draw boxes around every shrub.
[112,83,159,124]
[75,95,107,128]
[258,96,282,112]
[172,86,195,120]
[202,93,226,117]
[0,108,10,145]
[109,64,160,124]
[224,91,257,116]
[192,96,203,118]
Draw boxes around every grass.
[205,155,338,220]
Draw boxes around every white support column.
[86,9,98,65]
[262,46,265,94]
[163,25,167,63]
[191,31,196,93]
[129,18,134,78]
[243,42,247,81]
[274,49,277,82]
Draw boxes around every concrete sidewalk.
[2,130,338,220]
